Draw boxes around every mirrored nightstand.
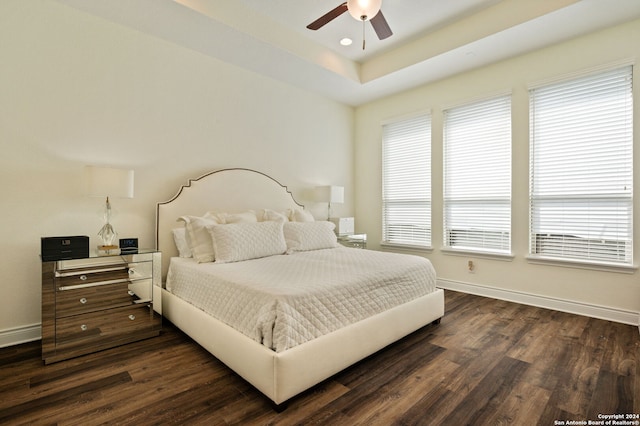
[41,249,161,364]
[338,234,367,249]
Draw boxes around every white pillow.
[219,210,258,224]
[283,221,339,253]
[209,221,287,263]
[260,209,289,223]
[288,208,315,222]
[177,213,221,263]
[172,228,192,258]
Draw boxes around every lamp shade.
[347,0,382,21]
[316,185,344,204]
[85,166,134,198]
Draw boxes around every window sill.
[380,242,433,254]
[441,248,514,261]
[526,256,637,274]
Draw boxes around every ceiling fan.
[306,0,392,49]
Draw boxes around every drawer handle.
[80,297,87,304]
[128,290,135,296]
[128,314,136,321]
[128,269,135,275]
[80,324,88,331]
[79,275,87,281]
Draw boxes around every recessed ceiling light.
[340,38,353,46]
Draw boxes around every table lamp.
[85,166,134,250]
[316,185,344,220]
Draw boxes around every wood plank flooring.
[1,290,638,425]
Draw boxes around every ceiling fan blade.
[306,2,348,30]
[370,10,392,40]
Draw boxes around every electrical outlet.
[467,260,475,273]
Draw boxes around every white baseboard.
[437,278,640,326]
[0,324,41,348]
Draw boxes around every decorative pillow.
[288,208,315,222]
[177,213,221,263]
[209,221,287,263]
[219,210,258,224]
[172,228,192,258]
[283,221,339,253]
[260,209,289,223]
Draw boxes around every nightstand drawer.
[127,261,153,281]
[55,304,159,350]
[56,267,130,289]
[55,261,152,290]
[55,282,133,317]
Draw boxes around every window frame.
[381,113,432,249]
[442,94,513,256]
[528,65,634,269]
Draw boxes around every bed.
[155,168,444,408]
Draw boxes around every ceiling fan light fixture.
[340,37,353,46]
[347,0,381,22]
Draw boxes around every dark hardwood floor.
[1,290,638,425]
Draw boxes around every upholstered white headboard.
[155,168,304,279]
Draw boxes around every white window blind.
[443,95,512,253]
[382,114,431,247]
[529,66,633,265]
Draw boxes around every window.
[529,65,633,266]
[382,114,431,247]
[443,95,512,254]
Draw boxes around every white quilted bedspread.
[166,247,437,352]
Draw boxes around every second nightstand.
[338,234,367,249]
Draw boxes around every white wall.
[354,19,640,322]
[0,0,354,345]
